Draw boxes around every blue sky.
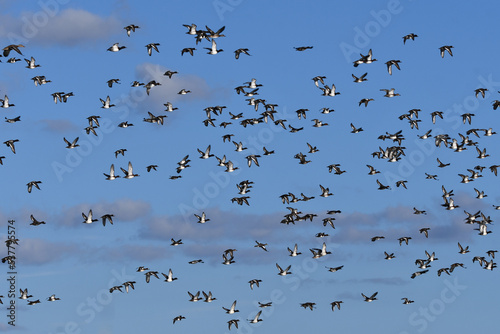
[0,0,499,333]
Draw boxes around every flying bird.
[439,45,454,58]
[362,292,378,302]
[145,43,160,56]
[124,24,140,36]
[107,43,126,52]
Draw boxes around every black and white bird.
[362,292,378,302]
[145,43,160,56]
[63,137,79,149]
[439,45,454,58]
[162,269,178,282]
[403,33,418,44]
[194,212,209,224]
[82,210,98,224]
[124,24,139,36]
[223,300,239,314]
[248,310,263,324]
[276,263,292,276]
[27,181,42,193]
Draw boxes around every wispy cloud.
[334,203,473,244]
[11,197,478,266]
[129,63,226,113]
[339,277,407,286]
[138,208,286,243]
[0,9,122,46]
[40,119,79,133]
[89,244,170,263]
[18,238,79,265]
[55,198,151,227]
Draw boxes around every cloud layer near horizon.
[1,194,482,266]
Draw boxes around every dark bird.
[403,33,418,44]
[294,46,313,51]
[439,45,454,58]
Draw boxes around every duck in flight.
[197,145,214,159]
[63,137,79,149]
[248,279,262,290]
[183,23,197,35]
[294,46,313,51]
[331,301,343,311]
[385,60,401,75]
[107,43,126,52]
[162,269,177,282]
[181,47,196,56]
[223,300,239,314]
[101,214,114,226]
[354,49,377,66]
[227,319,239,330]
[384,252,395,260]
[439,45,454,58]
[419,227,430,238]
[121,162,139,179]
[352,72,368,82]
[381,88,400,97]
[403,33,418,44]
[3,44,24,57]
[319,184,333,197]
[202,291,216,302]
[124,24,139,36]
[350,123,363,133]
[254,241,268,251]
[145,43,160,56]
[19,288,33,300]
[194,212,209,223]
[47,294,61,302]
[82,210,98,224]
[234,48,250,59]
[362,292,378,302]
[276,263,292,276]
[300,302,316,310]
[206,25,226,38]
[205,39,223,55]
[173,315,185,324]
[0,95,15,108]
[248,310,263,323]
[4,139,19,153]
[100,96,115,109]
[287,244,301,257]
[27,181,42,193]
[24,57,40,69]
[104,164,119,180]
[30,215,46,226]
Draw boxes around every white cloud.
[41,119,79,133]
[56,198,151,227]
[0,9,122,46]
[18,238,78,265]
[138,208,285,243]
[129,63,225,113]
[92,244,170,262]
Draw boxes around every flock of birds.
[0,20,498,331]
